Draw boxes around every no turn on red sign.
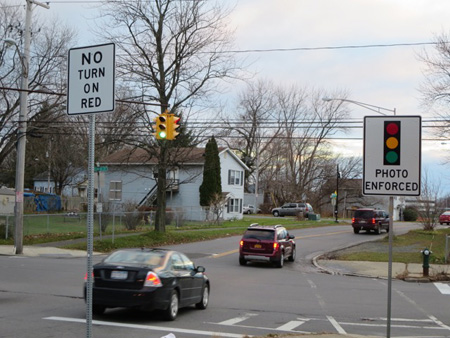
[67,43,115,115]
[363,115,421,196]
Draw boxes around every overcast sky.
[9,0,450,195]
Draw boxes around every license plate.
[111,270,128,280]
[254,244,262,249]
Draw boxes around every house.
[98,147,249,221]
[33,169,87,197]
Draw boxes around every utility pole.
[335,164,339,223]
[14,0,50,255]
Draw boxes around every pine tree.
[199,137,222,206]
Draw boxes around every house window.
[109,181,122,201]
[228,170,243,186]
[228,198,242,213]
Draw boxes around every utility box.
[308,213,320,221]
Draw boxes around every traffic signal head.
[166,115,180,140]
[384,121,400,165]
[154,113,167,139]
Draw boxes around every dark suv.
[239,224,296,268]
[352,208,390,234]
[272,203,313,218]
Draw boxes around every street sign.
[67,43,115,115]
[94,166,108,172]
[363,116,421,196]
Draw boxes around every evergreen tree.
[199,137,222,206]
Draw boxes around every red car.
[239,224,296,268]
[439,211,450,225]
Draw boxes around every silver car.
[272,203,313,218]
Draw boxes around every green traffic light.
[159,131,167,139]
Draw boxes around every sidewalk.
[314,257,449,282]
[0,244,101,257]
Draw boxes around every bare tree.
[0,2,75,185]
[419,32,450,149]
[96,0,242,231]
[260,87,350,206]
[416,169,441,231]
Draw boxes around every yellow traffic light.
[166,114,180,140]
[154,113,168,139]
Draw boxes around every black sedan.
[84,248,210,320]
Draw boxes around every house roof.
[100,147,250,171]
[100,147,206,165]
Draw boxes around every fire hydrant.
[421,248,432,277]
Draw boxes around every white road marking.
[429,315,450,331]
[327,315,346,334]
[276,319,309,331]
[44,316,246,338]
[434,283,450,295]
[217,313,258,326]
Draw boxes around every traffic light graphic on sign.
[383,121,401,165]
[155,113,168,139]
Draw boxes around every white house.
[98,147,249,221]
[33,169,87,197]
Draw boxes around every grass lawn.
[332,227,450,264]
[0,215,341,250]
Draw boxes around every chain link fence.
[0,206,215,240]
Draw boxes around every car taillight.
[372,218,376,224]
[273,242,279,251]
[84,272,94,281]
[352,217,355,223]
[144,271,162,287]
[240,240,244,247]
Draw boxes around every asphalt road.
[1,223,449,338]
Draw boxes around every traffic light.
[166,114,180,140]
[384,121,401,165]
[154,113,168,140]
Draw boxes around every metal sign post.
[67,43,115,338]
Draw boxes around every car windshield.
[243,229,274,240]
[104,250,166,267]
[354,210,374,218]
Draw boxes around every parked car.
[243,205,261,214]
[84,248,209,320]
[271,202,313,218]
[439,211,450,225]
[239,224,296,268]
[351,208,390,234]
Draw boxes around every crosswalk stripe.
[276,320,307,331]
[217,313,258,326]
[434,283,450,295]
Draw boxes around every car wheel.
[276,252,284,268]
[196,283,209,309]
[353,228,359,234]
[239,256,247,266]
[288,247,296,262]
[273,211,279,217]
[375,225,381,235]
[163,290,179,321]
[92,305,106,315]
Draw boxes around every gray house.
[98,147,249,221]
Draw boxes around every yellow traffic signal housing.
[154,113,168,139]
[166,115,180,140]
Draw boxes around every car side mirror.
[288,234,295,239]
[196,266,206,273]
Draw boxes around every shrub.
[403,207,418,221]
